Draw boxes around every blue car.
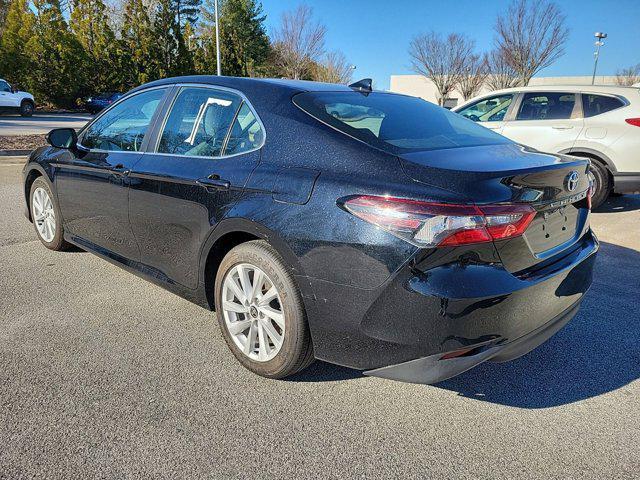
[22,76,597,383]
[84,92,123,114]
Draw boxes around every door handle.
[196,174,231,190]
[551,125,573,130]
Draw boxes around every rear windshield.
[293,91,511,154]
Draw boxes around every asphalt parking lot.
[0,114,92,136]
[0,158,638,479]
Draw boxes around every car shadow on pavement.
[593,194,640,213]
[434,241,639,408]
[285,360,364,382]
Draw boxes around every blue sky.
[260,0,640,90]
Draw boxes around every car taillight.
[339,195,536,248]
[587,179,595,210]
[625,118,640,127]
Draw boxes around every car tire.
[29,177,71,251]
[215,240,314,379]
[20,100,34,117]
[587,159,611,209]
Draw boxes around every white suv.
[454,85,640,208]
[0,79,35,117]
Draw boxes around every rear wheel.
[587,159,611,209]
[20,100,34,117]
[215,240,314,379]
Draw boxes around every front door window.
[80,88,167,151]
[457,94,514,122]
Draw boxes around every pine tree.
[0,0,11,35]
[70,0,119,94]
[178,20,196,75]
[119,0,156,88]
[199,0,270,77]
[0,0,35,84]
[172,0,201,31]
[152,0,180,78]
[26,0,86,106]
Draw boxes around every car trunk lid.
[399,143,591,272]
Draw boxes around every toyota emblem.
[565,171,579,192]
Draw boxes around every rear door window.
[457,94,514,122]
[293,91,511,154]
[157,87,242,157]
[582,94,625,117]
[516,92,576,121]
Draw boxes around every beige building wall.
[389,75,619,106]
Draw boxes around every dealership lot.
[0,114,92,136]
[0,159,638,478]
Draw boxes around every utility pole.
[591,32,607,85]
[215,0,221,76]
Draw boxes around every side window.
[457,94,513,122]
[224,103,265,155]
[81,88,166,151]
[582,94,625,118]
[516,92,576,121]
[0,81,11,92]
[158,87,242,157]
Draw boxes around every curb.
[0,155,27,165]
[0,149,31,156]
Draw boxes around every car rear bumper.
[613,173,640,194]
[306,230,598,379]
[364,301,580,384]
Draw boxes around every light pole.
[591,32,607,85]
[215,0,221,76]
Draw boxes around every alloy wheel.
[222,263,285,362]
[32,187,56,243]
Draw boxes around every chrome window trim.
[76,85,171,153]
[151,82,266,160]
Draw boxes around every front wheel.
[215,240,314,379]
[20,100,34,117]
[29,177,70,250]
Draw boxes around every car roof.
[130,75,357,95]
[481,84,638,96]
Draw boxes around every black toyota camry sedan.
[22,76,598,383]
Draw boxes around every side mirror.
[47,128,77,149]
[11,87,18,94]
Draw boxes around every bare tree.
[271,5,326,80]
[315,50,353,84]
[486,48,522,90]
[457,53,489,100]
[495,0,568,85]
[409,31,474,106]
[615,64,640,86]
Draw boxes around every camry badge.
[565,171,579,192]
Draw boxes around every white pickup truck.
[0,79,35,116]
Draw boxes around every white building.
[389,75,620,107]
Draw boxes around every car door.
[455,93,516,134]
[0,80,16,107]
[53,87,170,260]
[128,85,264,288]
[501,91,584,153]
